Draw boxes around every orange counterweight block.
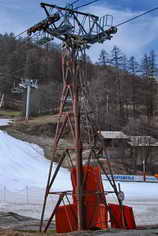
[55,203,108,233]
[108,203,136,230]
[71,165,106,205]
[55,204,77,233]
[56,165,108,233]
[55,165,136,233]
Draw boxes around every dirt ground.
[1,212,158,236]
[1,228,158,236]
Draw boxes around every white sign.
[104,175,158,182]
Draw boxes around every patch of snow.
[104,181,158,225]
[0,119,12,126]
[0,130,72,191]
[104,181,158,200]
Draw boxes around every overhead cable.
[11,3,158,79]
[15,29,28,38]
[16,4,158,38]
[71,0,80,5]
[75,0,100,10]
[115,6,158,27]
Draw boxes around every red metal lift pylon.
[25,2,128,232]
[40,45,87,231]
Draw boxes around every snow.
[104,181,158,200]
[0,130,72,191]
[0,119,158,225]
[0,119,12,126]
[104,181,158,225]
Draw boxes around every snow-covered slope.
[1,119,158,224]
[0,130,72,191]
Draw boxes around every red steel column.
[72,50,84,230]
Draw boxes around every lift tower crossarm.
[27,2,117,48]
[40,2,99,19]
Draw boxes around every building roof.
[100,131,128,140]
[100,132,158,147]
[128,136,158,147]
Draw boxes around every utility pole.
[26,84,31,120]
[106,94,109,113]
[143,159,146,182]
[19,79,38,120]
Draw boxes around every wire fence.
[0,186,61,219]
[0,186,75,220]
[0,186,48,204]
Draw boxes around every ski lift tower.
[19,79,38,120]
[27,2,118,232]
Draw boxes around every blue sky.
[0,0,158,62]
[104,0,158,11]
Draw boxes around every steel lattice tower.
[26,2,120,232]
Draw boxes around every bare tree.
[140,52,157,123]
[97,49,109,66]
[128,56,140,119]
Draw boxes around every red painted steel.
[108,203,136,229]
[71,165,105,205]
[55,167,136,233]
[55,166,109,233]
[55,204,78,233]
[55,203,108,232]
[85,203,108,229]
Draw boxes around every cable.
[75,0,100,10]
[71,0,80,5]
[115,6,158,27]
[14,0,78,39]
[75,2,158,28]
[15,27,42,39]
[15,30,28,39]
[15,3,158,40]
[8,4,158,79]
[6,60,42,77]
[3,34,51,79]
[6,41,53,78]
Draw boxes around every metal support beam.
[43,193,65,233]
[39,46,85,232]
[73,68,84,230]
[40,2,98,19]
[25,85,31,120]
